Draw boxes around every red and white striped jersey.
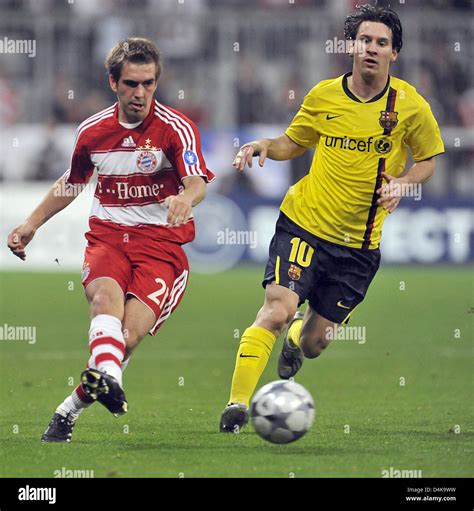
[64,99,214,244]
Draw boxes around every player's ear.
[390,49,398,63]
[109,73,118,93]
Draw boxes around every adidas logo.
[121,136,136,148]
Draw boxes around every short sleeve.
[168,118,215,183]
[285,89,320,148]
[63,129,95,185]
[405,97,445,162]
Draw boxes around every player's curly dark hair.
[105,37,162,83]
[344,4,403,53]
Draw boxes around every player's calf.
[299,332,331,358]
[297,309,337,359]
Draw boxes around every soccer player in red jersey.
[7,38,214,442]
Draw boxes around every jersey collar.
[342,72,390,103]
[114,100,155,130]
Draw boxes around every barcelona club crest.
[379,110,398,130]
[137,151,158,173]
[288,264,302,281]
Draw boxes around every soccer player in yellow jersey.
[220,4,445,432]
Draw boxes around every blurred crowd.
[0,0,472,197]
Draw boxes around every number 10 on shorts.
[289,237,314,267]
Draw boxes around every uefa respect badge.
[82,261,91,282]
[183,150,198,166]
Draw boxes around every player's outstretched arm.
[233,134,306,172]
[165,176,207,227]
[7,176,82,260]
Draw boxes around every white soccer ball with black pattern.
[250,380,315,444]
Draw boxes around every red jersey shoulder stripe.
[154,102,199,177]
[75,108,115,143]
[76,103,116,133]
[65,105,117,181]
[154,100,202,177]
[73,104,116,147]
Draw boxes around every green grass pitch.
[0,267,472,478]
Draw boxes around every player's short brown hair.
[105,37,162,83]
[345,4,403,53]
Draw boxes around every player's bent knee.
[90,292,123,317]
[256,301,297,334]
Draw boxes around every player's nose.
[366,41,377,54]
[134,84,145,97]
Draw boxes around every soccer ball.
[250,380,315,444]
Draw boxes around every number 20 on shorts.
[289,237,314,267]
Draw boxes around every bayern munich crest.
[137,151,158,173]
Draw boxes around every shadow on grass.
[0,434,360,457]
[354,429,474,439]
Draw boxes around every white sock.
[56,387,93,421]
[89,349,130,373]
[89,314,125,387]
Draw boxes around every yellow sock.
[287,318,303,348]
[229,325,276,407]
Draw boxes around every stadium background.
[0,0,472,479]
